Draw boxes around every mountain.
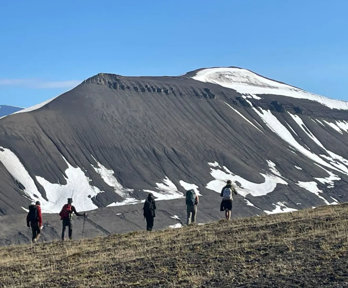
[0,105,22,117]
[0,67,347,242]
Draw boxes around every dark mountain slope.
[0,69,347,231]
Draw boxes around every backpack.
[59,204,72,219]
[27,204,38,223]
[222,187,232,199]
[186,189,196,206]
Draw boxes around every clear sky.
[1,0,347,108]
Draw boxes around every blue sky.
[1,0,347,108]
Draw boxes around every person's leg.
[35,225,41,241]
[187,205,193,225]
[192,205,197,223]
[31,225,36,242]
[148,216,154,231]
[145,216,151,231]
[68,221,73,240]
[227,210,231,220]
[62,220,66,240]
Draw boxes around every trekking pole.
[82,214,87,238]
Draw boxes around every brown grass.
[0,203,347,287]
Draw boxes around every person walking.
[143,193,156,231]
[186,189,199,225]
[220,180,237,220]
[59,198,86,240]
[26,201,42,243]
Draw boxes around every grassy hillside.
[0,204,347,287]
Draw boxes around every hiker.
[186,189,199,225]
[59,198,86,240]
[143,193,156,231]
[220,180,237,220]
[26,201,42,243]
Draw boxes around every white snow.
[0,147,102,213]
[107,198,141,207]
[192,67,348,110]
[144,177,184,201]
[289,112,348,176]
[0,146,43,201]
[92,159,137,205]
[224,102,262,132]
[295,166,303,170]
[169,223,183,229]
[315,171,341,189]
[254,108,348,174]
[170,215,181,221]
[36,157,101,212]
[208,161,220,168]
[206,161,287,197]
[179,180,202,196]
[14,97,57,114]
[323,120,343,134]
[244,199,259,209]
[267,160,284,178]
[264,202,297,214]
[296,181,331,205]
[335,120,348,133]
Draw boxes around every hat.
[227,180,232,184]
[68,198,73,203]
[35,201,40,205]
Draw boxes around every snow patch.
[14,97,57,114]
[169,223,183,229]
[206,162,287,197]
[179,180,202,196]
[0,147,104,213]
[144,177,184,201]
[264,202,297,214]
[36,157,101,212]
[91,159,137,206]
[224,102,262,132]
[323,120,343,134]
[192,67,348,110]
[296,181,330,205]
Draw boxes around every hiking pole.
[82,213,87,238]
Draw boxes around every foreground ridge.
[0,203,347,287]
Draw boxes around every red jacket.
[37,205,43,227]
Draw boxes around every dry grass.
[0,204,347,287]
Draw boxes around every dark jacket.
[143,195,156,218]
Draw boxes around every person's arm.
[195,195,199,205]
[233,187,238,195]
[71,206,85,217]
[37,206,43,227]
[26,214,30,227]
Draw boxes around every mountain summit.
[0,67,347,229]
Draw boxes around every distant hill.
[0,203,347,287]
[0,105,22,117]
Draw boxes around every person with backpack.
[26,201,42,243]
[220,180,237,220]
[186,189,199,225]
[59,198,86,240]
[143,193,156,231]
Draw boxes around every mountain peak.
[190,67,348,110]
